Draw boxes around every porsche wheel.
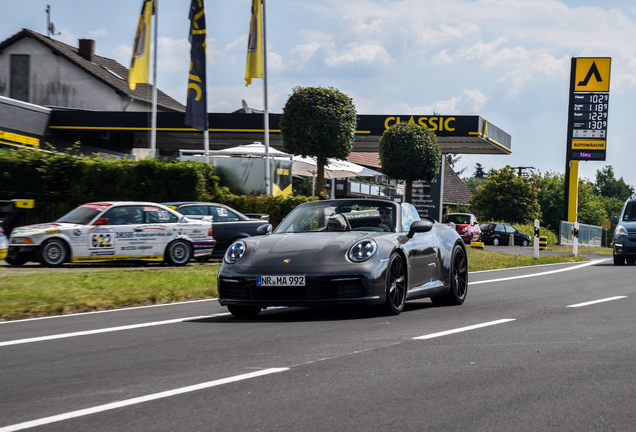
[165,240,192,266]
[38,239,69,267]
[383,253,406,315]
[431,244,468,306]
[228,305,262,318]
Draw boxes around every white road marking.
[0,368,289,432]
[567,296,627,308]
[469,259,607,285]
[0,313,230,347]
[0,298,218,325]
[413,319,516,340]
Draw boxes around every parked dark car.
[164,202,270,257]
[610,194,636,265]
[218,199,468,318]
[442,213,481,243]
[479,223,530,246]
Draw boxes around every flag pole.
[150,0,158,159]
[262,0,271,195]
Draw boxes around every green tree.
[533,171,564,232]
[473,162,486,178]
[463,177,487,195]
[577,180,607,226]
[279,86,357,195]
[445,154,466,176]
[594,165,634,200]
[378,122,441,203]
[469,165,538,224]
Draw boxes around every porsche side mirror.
[257,224,273,235]
[93,218,109,226]
[407,220,433,238]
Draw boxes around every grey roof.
[443,160,472,205]
[0,28,185,112]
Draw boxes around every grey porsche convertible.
[217,199,468,318]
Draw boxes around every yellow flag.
[129,0,154,90]
[245,0,263,86]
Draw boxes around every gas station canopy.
[46,111,511,156]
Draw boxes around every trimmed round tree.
[379,122,442,203]
[279,86,357,195]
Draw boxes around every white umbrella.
[291,155,382,178]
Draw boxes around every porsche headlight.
[225,240,246,264]
[615,225,628,235]
[348,239,378,262]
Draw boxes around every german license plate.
[257,275,305,286]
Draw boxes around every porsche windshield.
[275,201,397,233]
[56,207,101,225]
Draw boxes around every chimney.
[78,39,95,62]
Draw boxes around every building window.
[10,55,30,102]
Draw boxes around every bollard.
[534,219,540,259]
[573,222,579,256]
[509,233,515,246]
[539,236,547,250]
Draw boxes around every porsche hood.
[245,232,377,267]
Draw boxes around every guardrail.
[559,221,602,247]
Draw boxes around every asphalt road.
[2,256,636,431]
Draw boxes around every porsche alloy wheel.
[431,244,468,306]
[165,240,192,266]
[38,239,69,267]
[383,253,406,315]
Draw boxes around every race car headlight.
[615,225,628,235]
[11,237,34,245]
[225,240,246,264]
[348,239,378,262]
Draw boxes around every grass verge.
[1,247,601,321]
[467,247,588,271]
[0,263,220,321]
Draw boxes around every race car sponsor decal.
[215,207,228,217]
[91,233,113,248]
[81,203,112,211]
[120,245,153,251]
[90,227,114,233]
[116,232,135,239]
[90,251,115,256]
[143,207,158,212]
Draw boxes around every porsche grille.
[219,276,366,300]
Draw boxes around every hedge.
[0,147,316,227]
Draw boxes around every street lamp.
[531,180,541,222]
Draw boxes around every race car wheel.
[165,240,192,266]
[5,257,27,266]
[38,239,69,267]
[383,253,406,315]
[227,305,262,318]
[431,244,468,306]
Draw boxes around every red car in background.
[442,213,481,243]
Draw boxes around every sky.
[2,0,636,188]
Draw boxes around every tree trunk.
[316,156,326,196]
[405,179,413,203]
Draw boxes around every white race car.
[7,201,216,267]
